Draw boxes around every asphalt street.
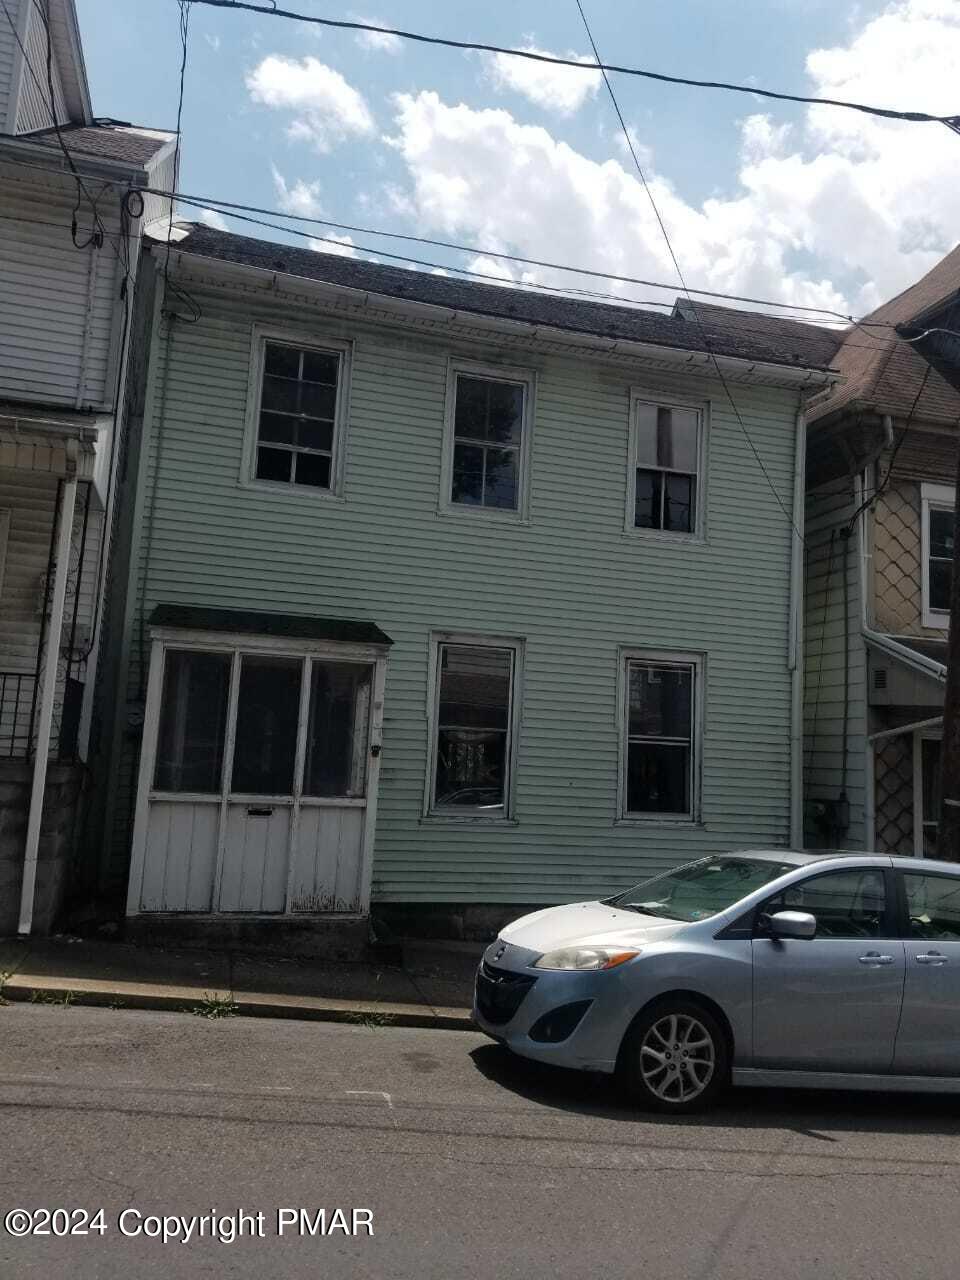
[2,1004,960,1279]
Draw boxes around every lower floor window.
[429,638,521,816]
[623,654,699,819]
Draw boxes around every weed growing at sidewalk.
[0,972,8,1006]
[29,990,75,1008]
[346,1010,396,1029]
[189,994,239,1019]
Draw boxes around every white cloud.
[353,17,402,55]
[272,167,324,218]
[388,0,960,317]
[246,56,375,152]
[308,233,359,258]
[199,208,228,231]
[485,44,601,116]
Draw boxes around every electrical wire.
[162,0,201,321]
[176,0,960,127]
[575,0,804,540]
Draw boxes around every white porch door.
[132,642,383,915]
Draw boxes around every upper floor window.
[921,482,954,627]
[248,335,350,495]
[442,363,534,520]
[621,652,701,821]
[628,395,705,536]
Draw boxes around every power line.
[575,0,804,540]
[178,0,960,128]
[162,0,200,320]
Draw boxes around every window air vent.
[874,667,888,691]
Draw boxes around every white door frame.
[127,626,390,915]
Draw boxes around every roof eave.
[53,0,93,125]
[158,245,840,389]
[0,134,153,183]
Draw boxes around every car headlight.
[533,946,640,971]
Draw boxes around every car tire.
[616,999,730,1114]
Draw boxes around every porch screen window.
[154,650,231,793]
[928,509,953,613]
[304,662,372,798]
[255,341,341,489]
[451,375,525,511]
[632,401,701,534]
[231,656,301,795]
[432,643,515,813]
[624,659,697,818]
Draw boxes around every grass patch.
[189,993,239,1019]
[29,989,75,1008]
[346,1010,395,1029]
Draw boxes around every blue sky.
[75,0,960,318]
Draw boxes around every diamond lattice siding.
[873,483,947,640]
[874,735,914,854]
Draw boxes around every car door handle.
[916,952,948,966]
[858,952,895,966]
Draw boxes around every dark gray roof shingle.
[24,122,172,168]
[149,604,393,647]
[166,224,843,372]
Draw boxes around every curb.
[0,981,475,1031]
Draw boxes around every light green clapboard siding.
[112,285,803,903]
[803,479,867,846]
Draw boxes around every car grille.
[475,961,537,1026]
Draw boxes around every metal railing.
[0,672,37,760]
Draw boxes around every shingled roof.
[22,122,173,168]
[165,223,843,374]
[808,245,960,428]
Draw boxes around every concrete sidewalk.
[0,935,481,1029]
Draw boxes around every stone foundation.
[371,902,543,943]
[0,761,85,936]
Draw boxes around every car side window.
[762,870,886,939]
[903,873,960,941]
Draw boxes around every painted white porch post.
[18,469,79,936]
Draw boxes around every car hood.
[499,900,688,952]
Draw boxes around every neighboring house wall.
[0,160,122,411]
[0,4,16,130]
[803,478,866,847]
[104,273,805,904]
[14,1,68,133]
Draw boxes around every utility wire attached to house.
[171,0,960,128]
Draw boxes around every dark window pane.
[484,448,518,510]
[296,419,334,452]
[629,665,692,739]
[452,442,484,505]
[905,872,960,941]
[930,558,952,612]
[664,473,695,533]
[434,729,506,809]
[304,662,372,798]
[256,447,293,482]
[261,375,300,414]
[635,469,663,529]
[293,452,331,489]
[930,509,955,560]
[769,870,885,939]
[439,645,511,730]
[298,382,337,420]
[302,350,340,384]
[454,376,488,440]
[155,650,231,793]
[635,403,658,466]
[231,656,301,795]
[264,342,300,379]
[627,742,690,814]
[259,412,296,445]
[487,382,523,444]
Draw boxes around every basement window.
[248,335,350,495]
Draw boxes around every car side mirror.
[763,910,816,940]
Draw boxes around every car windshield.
[609,856,798,922]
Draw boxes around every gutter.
[159,246,841,390]
[788,402,806,847]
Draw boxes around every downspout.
[19,449,80,935]
[788,402,806,848]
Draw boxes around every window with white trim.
[443,364,533,517]
[629,396,704,535]
[622,654,700,819]
[922,483,955,626]
[428,638,522,817]
[251,339,347,491]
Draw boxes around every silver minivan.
[473,851,960,1112]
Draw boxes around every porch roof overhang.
[865,630,948,687]
[148,604,394,649]
[0,404,103,481]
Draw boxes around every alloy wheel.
[638,1012,716,1103]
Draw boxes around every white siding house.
[0,0,174,935]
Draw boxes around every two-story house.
[804,245,960,857]
[0,0,173,935]
[89,221,842,943]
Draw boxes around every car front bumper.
[472,941,635,1074]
